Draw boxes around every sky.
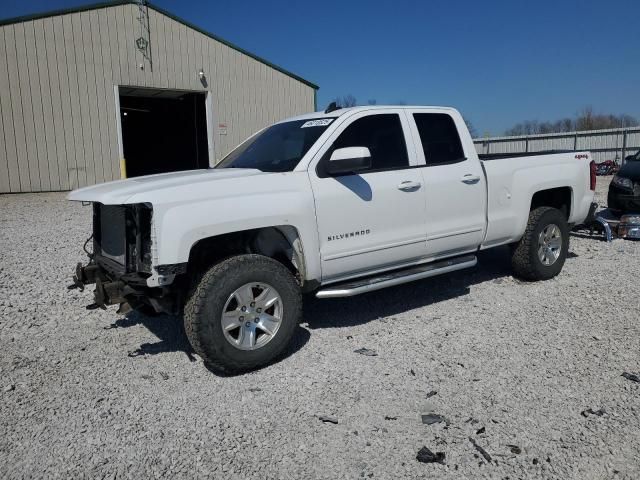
[1,0,639,135]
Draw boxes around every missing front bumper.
[69,261,145,310]
[69,261,181,314]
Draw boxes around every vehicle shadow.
[304,246,517,330]
[106,310,311,371]
[105,244,578,370]
[105,312,197,361]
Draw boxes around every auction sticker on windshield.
[301,119,334,128]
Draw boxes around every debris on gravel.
[416,446,446,464]
[469,437,492,463]
[581,408,606,417]
[384,415,397,421]
[425,390,437,398]
[1,178,639,478]
[507,445,522,455]
[421,413,446,425]
[318,415,338,424]
[354,347,378,356]
[622,372,640,383]
[476,426,485,435]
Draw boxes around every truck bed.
[479,150,593,250]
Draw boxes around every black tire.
[184,254,302,373]
[511,207,569,281]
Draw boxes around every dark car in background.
[608,150,640,213]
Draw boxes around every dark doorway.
[119,87,209,178]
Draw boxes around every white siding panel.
[71,13,96,187]
[0,29,18,192]
[89,10,108,184]
[44,18,63,190]
[30,20,52,191]
[57,16,80,189]
[7,25,32,191]
[99,10,119,181]
[51,16,73,190]
[63,14,87,188]
[20,22,42,191]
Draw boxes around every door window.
[413,113,465,166]
[319,114,409,175]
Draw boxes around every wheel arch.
[186,226,311,288]
[530,186,573,219]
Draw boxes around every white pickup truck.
[69,105,596,372]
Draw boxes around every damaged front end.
[69,202,183,315]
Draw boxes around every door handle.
[397,180,422,191]
[461,174,481,184]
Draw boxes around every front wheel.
[511,207,569,281]
[184,255,302,373]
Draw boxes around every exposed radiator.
[98,205,127,266]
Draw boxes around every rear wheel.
[184,254,302,373]
[511,207,569,281]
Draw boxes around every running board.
[316,254,477,299]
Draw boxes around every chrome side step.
[316,254,477,299]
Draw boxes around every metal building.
[0,1,318,193]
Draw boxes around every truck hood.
[67,168,263,204]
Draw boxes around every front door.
[309,110,428,282]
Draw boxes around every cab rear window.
[413,113,465,165]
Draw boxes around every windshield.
[216,118,335,172]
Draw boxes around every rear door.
[407,111,486,256]
[309,110,428,281]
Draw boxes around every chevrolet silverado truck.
[68,105,596,372]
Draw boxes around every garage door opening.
[118,87,209,178]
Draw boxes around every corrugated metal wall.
[474,127,640,164]
[0,3,316,193]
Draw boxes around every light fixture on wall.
[198,68,208,88]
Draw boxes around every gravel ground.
[1,176,639,479]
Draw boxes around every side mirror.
[327,147,372,175]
